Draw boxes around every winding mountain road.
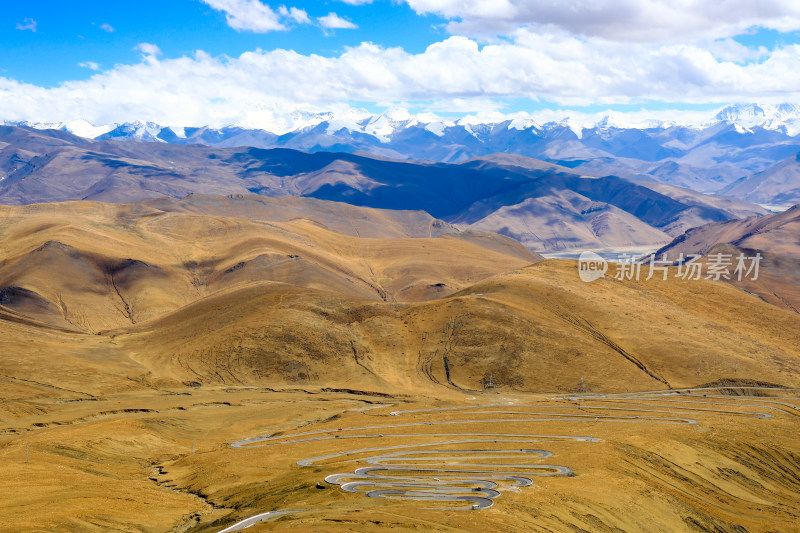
[219,386,799,531]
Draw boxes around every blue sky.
[3,1,800,129]
[2,1,447,87]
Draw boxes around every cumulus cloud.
[135,43,162,57]
[78,61,101,71]
[100,23,115,33]
[2,34,800,130]
[201,1,350,32]
[421,97,507,113]
[403,0,800,43]
[201,0,286,32]
[318,12,358,29]
[16,18,37,32]
[278,6,311,24]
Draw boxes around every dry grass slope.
[0,197,538,332]
[1,196,799,532]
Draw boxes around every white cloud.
[278,6,311,24]
[318,12,358,29]
[2,34,800,131]
[518,108,717,129]
[202,0,334,32]
[421,97,506,113]
[79,61,101,71]
[16,18,37,32]
[135,43,162,57]
[403,0,800,43]
[201,0,286,32]
[100,23,114,33]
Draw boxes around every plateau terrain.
[0,126,767,253]
[1,196,799,532]
[6,4,800,532]
[655,204,800,313]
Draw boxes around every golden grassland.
[2,385,799,532]
[1,198,799,532]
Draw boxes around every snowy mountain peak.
[97,121,167,142]
[713,103,800,136]
[542,117,587,139]
[0,119,117,140]
[355,107,418,141]
[62,119,116,139]
[507,117,540,131]
[715,103,800,125]
[329,107,459,141]
[7,102,800,148]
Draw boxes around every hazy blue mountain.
[0,125,769,252]
[720,152,800,206]
[9,104,800,199]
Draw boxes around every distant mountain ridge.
[655,205,800,313]
[6,104,800,200]
[11,103,800,143]
[0,125,768,253]
[720,152,800,206]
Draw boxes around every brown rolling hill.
[0,196,797,395]
[654,204,800,260]
[654,205,800,312]
[119,259,800,395]
[1,197,800,533]
[0,196,539,332]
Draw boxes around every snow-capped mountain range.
[9,103,800,144]
[712,103,800,133]
[5,103,800,198]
